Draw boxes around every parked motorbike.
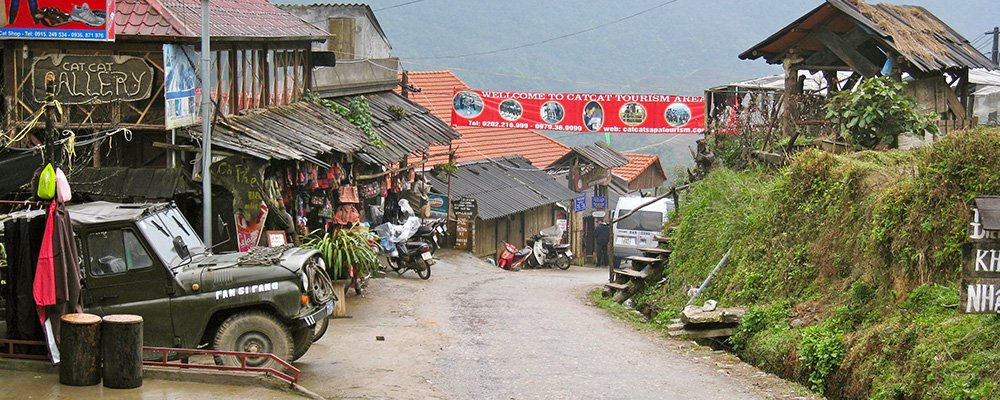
[497,242,532,271]
[525,225,573,270]
[375,211,434,280]
[414,218,447,253]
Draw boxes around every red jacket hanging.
[33,200,57,322]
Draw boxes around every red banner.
[451,89,704,134]
[2,0,114,41]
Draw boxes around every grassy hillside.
[637,128,1000,399]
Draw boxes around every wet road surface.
[296,250,791,399]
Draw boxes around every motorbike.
[375,211,434,280]
[414,218,447,253]
[525,225,573,270]
[497,242,532,271]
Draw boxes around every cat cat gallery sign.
[961,196,1000,314]
[452,89,704,134]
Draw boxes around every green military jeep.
[4,202,335,367]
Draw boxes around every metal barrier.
[0,338,50,360]
[142,346,300,384]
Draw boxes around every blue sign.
[592,196,607,210]
[574,195,586,212]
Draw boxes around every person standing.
[594,219,610,267]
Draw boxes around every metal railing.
[142,346,300,384]
[0,338,50,360]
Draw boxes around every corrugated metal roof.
[549,142,629,170]
[70,167,196,200]
[186,101,389,166]
[740,0,997,73]
[398,71,570,168]
[117,0,329,40]
[329,91,460,162]
[426,155,577,221]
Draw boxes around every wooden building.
[739,0,998,141]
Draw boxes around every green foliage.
[825,77,939,149]
[622,128,1000,399]
[305,92,384,148]
[798,323,845,394]
[431,161,458,176]
[302,226,380,280]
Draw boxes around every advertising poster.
[1,0,114,40]
[452,89,704,134]
[163,44,200,129]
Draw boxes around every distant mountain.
[276,0,997,185]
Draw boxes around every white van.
[611,196,673,266]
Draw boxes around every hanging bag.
[37,163,56,200]
[338,186,360,204]
[55,167,72,203]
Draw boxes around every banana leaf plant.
[302,226,381,280]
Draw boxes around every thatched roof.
[740,0,997,74]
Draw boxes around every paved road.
[297,250,797,400]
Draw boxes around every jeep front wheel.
[213,311,293,368]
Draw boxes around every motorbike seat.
[554,243,571,250]
[405,241,429,251]
[515,248,532,257]
[416,226,434,236]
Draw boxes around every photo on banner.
[1,0,114,40]
[451,89,705,134]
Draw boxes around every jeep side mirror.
[173,236,190,259]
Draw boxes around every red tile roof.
[399,70,570,169]
[613,153,665,183]
[116,0,329,40]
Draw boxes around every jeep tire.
[213,311,293,368]
[312,315,330,342]
[291,325,314,361]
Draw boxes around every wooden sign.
[453,197,477,250]
[961,199,1000,314]
[266,231,287,247]
[32,54,153,105]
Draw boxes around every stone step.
[626,255,663,265]
[613,268,648,279]
[604,282,629,291]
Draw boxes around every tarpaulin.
[451,89,704,134]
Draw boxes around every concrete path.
[296,250,788,400]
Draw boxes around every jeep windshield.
[136,207,207,268]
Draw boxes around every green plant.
[825,77,938,149]
[305,92,384,148]
[302,226,380,280]
[799,323,845,394]
[432,161,458,176]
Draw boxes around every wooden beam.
[812,27,881,77]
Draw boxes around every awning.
[426,156,578,221]
[330,91,461,161]
[69,167,197,200]
[187,101,389,166]
[548,142,629,170]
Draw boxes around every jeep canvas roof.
[1,201,168,226]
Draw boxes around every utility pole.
[200,0,213,246]
[43,73,60,167]
[989,27,999,65]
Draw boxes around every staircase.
[604,235,672,304]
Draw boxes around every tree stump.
[101,314,143,389]
[59,313,102,386]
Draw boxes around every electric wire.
[403,0,683,60]
[374,0,426,12]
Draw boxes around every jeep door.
[82,228,174,347]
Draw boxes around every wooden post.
[59,313,102,386]
[782,58,801,154]
[331,280,349,317]
[101,315,143,389]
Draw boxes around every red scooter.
[497,242,532,271]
